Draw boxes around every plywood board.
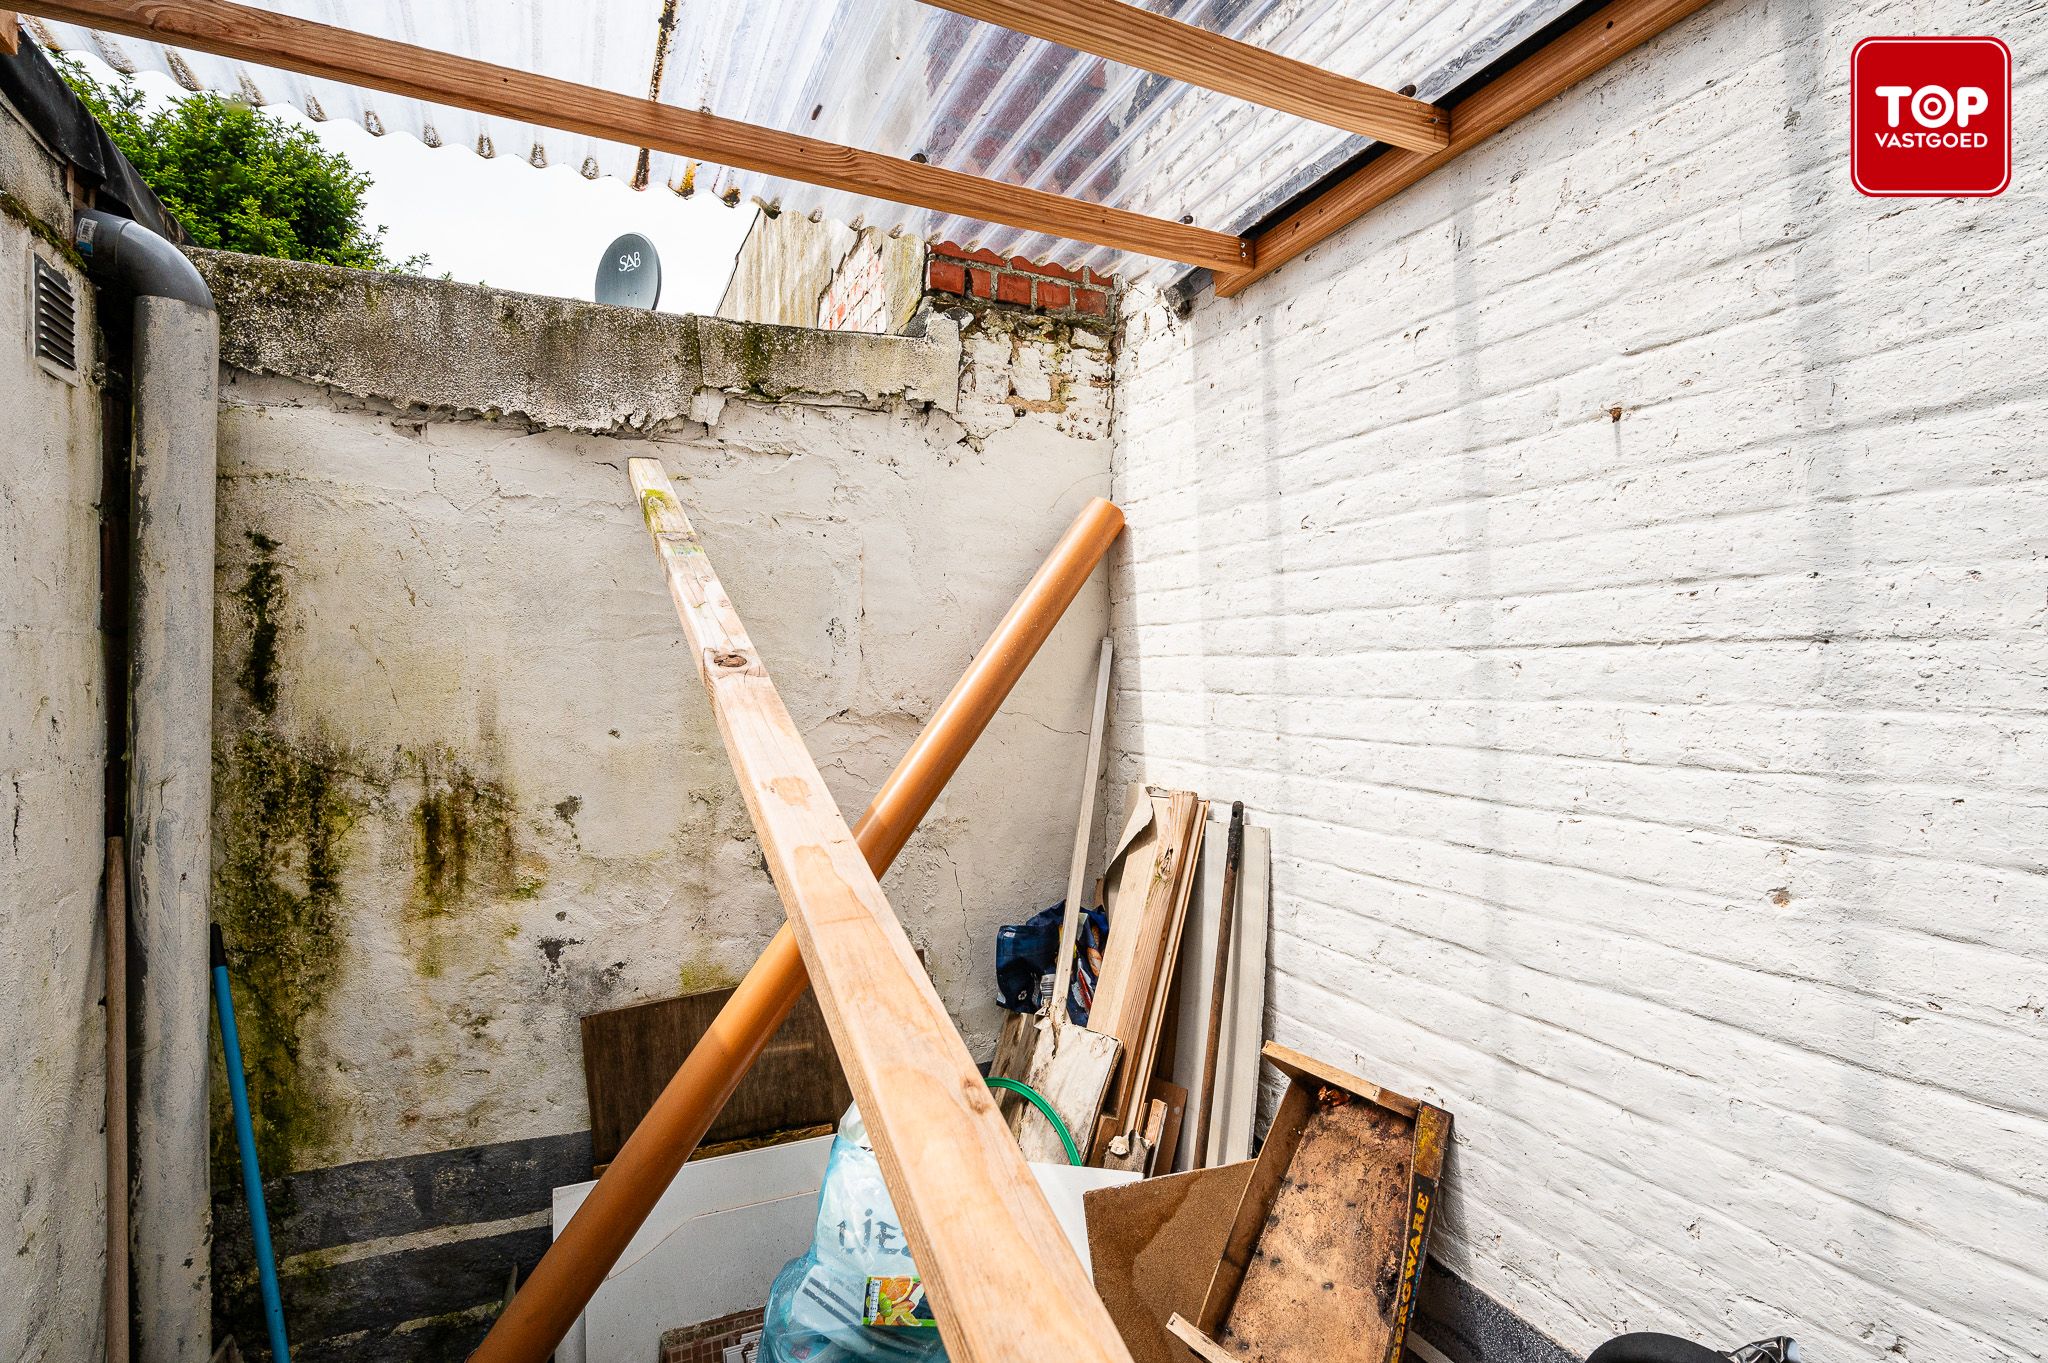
[991,1008,1038,1083]
[1093,793,1164,1022]
[1100,783,1154,920]
[1223,1101,1415,1360]
[1123,799,1207,1132]
[1084,1162,1253,1363]
[1168,819,1269,1170]
[1008,1021,1122,1165]
[1091,791,1205,1154]
[581,987,852,1168]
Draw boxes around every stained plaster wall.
[0,91,108,1363]
[1108,0,2047,1360]
[191,251,1112,1357]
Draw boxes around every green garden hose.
[985,1076,1081,1166]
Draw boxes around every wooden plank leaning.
[473,473,1125,1363]
[619,459,1134,1363]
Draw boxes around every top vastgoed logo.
[1851,36,2011,197]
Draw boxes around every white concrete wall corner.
[200,278,1115,1182]
[1107,0,2048,1359]
[0,133,110,1363]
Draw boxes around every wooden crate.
[1173,1042,1451,1363]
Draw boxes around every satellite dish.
[595,232,661,309]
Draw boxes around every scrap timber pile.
[988,764,1452,1363]
[498,464,1451,1363]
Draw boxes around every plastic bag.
[994,901,1107,1023]
[758,1105,949,1363]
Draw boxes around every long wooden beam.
[624,459,1134,1363]
[1214,0,1720,296]
[923,0,1447,152]
[473,495,1125,1363]
[13,0,1250,271]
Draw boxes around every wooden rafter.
[12,0,1250,271]
[0,12,19,55]
[627,458,1135,1363]
[924,0,1449,152]
[1215,0,1720,296]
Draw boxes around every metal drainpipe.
[76,208,219,1363]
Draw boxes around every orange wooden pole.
[471,496,1124,1363]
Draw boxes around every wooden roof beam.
[1214,0,1721,296]
[13,0,1250,271]
[922,0,1449,152]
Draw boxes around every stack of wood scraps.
[991,638,1125,1166]
[985,640,1274,1183]
[1090,786,1207,1168]
[993,766,1272,1183]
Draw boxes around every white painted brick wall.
[1108,0,2047,1358]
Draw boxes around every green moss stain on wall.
[0,190,88,270]
[238,531,285,716]
[675,946,735,996]
[213,532,367,1176]
[403,746,546,978]
[206,250,364,327]
[737,322,775,392]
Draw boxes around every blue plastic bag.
[758,1105,949,1363]
[993,901,1107,1023]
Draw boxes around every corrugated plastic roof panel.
[28,0,1575,282]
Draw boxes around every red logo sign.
[1852,36,2011,197]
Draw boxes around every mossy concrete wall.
[190,250,1112,1357]
[0,98,108,1363]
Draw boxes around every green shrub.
[59,57,425,271]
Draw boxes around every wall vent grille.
[33,256,78,376]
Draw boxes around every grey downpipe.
[77,208,219,1363]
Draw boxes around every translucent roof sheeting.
[30,0,1574,282]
